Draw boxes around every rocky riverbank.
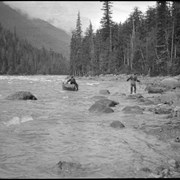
[76,74,180,177]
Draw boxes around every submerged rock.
[6,91,37,100]
[95,98,119,107]
[145,86,165,94]
[91,95,107,100]
[99,89,110,95]
[122,105,144,114]
[89,97,117,113]
[57,161,82,171]
[126,93,143,100]
[110,121,125,129]
[137,97,155,105]
[89,103,114,113]
[56,161,84,176]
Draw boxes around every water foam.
[86,82,100,86]
[4,116,34,126]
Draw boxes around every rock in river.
[89,103,114,113]
[99,89,110,95]
[6,91,37,100]
[122,105,144,114]
[110,121,125,129]
[95,98,119,107]
[145,86,165,94]
[56,160,84,176]
[126,93,143,100]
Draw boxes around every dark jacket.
[127,75,140,85]
[67,77,77,84]
[67,77,78,90]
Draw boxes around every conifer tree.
[156,1,169,75]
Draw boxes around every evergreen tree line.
[69,1,180,76]
[0,23,69,75]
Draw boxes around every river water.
[0,75,179,178]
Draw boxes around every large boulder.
[145,85,165,94]
[6,91,37,100]
[160,77,180,89]
[122,105,144,114]
[99,89,110,95]
[89,103,114,113]
[95,98,119,107]
[110,121,125,129]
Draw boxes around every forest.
[69,1,180,77]
[0,23,69,75]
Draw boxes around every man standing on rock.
[127,73,140,94]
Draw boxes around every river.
[0,75,179,178]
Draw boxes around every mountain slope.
[0,2,71,59]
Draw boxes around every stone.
[126,93,143,100]
[122,105,144,114]
[146,86,165,94]
[110,121,125,129]
[99,89,110,95]
[6,91,37,100]
[138,97,155,105]
[89,103,114,113]
[95,98,119,107]
[56,161,82,174]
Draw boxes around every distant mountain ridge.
[0,2,71,59]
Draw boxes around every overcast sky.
[4,1,156,34]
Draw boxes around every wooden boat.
[62,82,78,91]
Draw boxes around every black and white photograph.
[0,1,180,178]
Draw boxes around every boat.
[62,82,78,91]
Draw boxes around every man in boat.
[66,76,78,90]
[127,73,140,94]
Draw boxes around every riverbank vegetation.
[70,1,180,77]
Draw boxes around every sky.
[4,1,156,34]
